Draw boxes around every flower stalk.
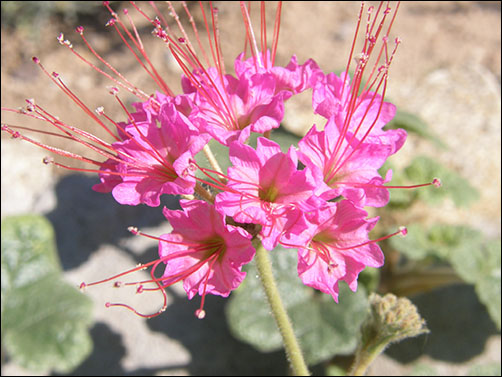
[253,238,310,376]
[349,293,429,376]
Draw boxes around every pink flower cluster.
[3,2,434,318]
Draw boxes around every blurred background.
[1,1,500,375]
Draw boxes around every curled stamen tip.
[95,106,105,115]
[432,178,442,188]
[178,37,186,43]
[79,282,87,291]
[136,285,144,294]
[11,131,20,139]
[128,226,140,235]
[42,157,54,165]
[52,72,60,78]
[105,302,112,308]
[76,26,84,34]
[113,281,123,288]
[32,56,40,64]
[105,18,116,27]
[399,226,408,237]
[195,309,206,319]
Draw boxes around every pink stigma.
[195,309,206,319]
[432,178,442,188]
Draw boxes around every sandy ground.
[1,1,500,375]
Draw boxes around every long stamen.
[271,1,282,66]
[335,226,407,251]
[105,2,173,96]
[335,178,442,190]
[81,227,225,318]
[240,1,263,69]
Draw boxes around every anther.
[113,281,123,288]
[398,226,408,237]
[195,309,206,319]
[108,86,119,96]
[32,56,40,64]
[105,302,112,308]
[95,106,105,115]
[76,26,84,34]
[432,178,441,188]
[42,157,54,165]
[105,18,116,27]
[128,226,140,235]
[79,282,87,291]
[136,285,144,294]
[57,33,65,44]
[327,262,338,273]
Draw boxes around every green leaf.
[1,215,93,373]
[389,223,501,330]
[404,156,479,208]
[450,239,501,330]
[226,246,368,365]
[387,223,478,261]
[385,110,447,149]
[409,362,439,376]
[270,127,301,152]
[467,362,502,376]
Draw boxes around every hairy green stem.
[202,144,225,182]
[349,341,387,376]
[253,239,310,376]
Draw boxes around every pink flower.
[214,137,318,250]
[312,71,406,154]
[160,200,255,318]
[234,51,322,95]
[285,200,384,302]
[93,100,209,207]
[298,115,393,207]
[182,67,290,146]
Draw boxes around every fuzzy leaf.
[389,223,501,330]
[450,239,501,330]
[226,246,368,365]
[1,215,93,373]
